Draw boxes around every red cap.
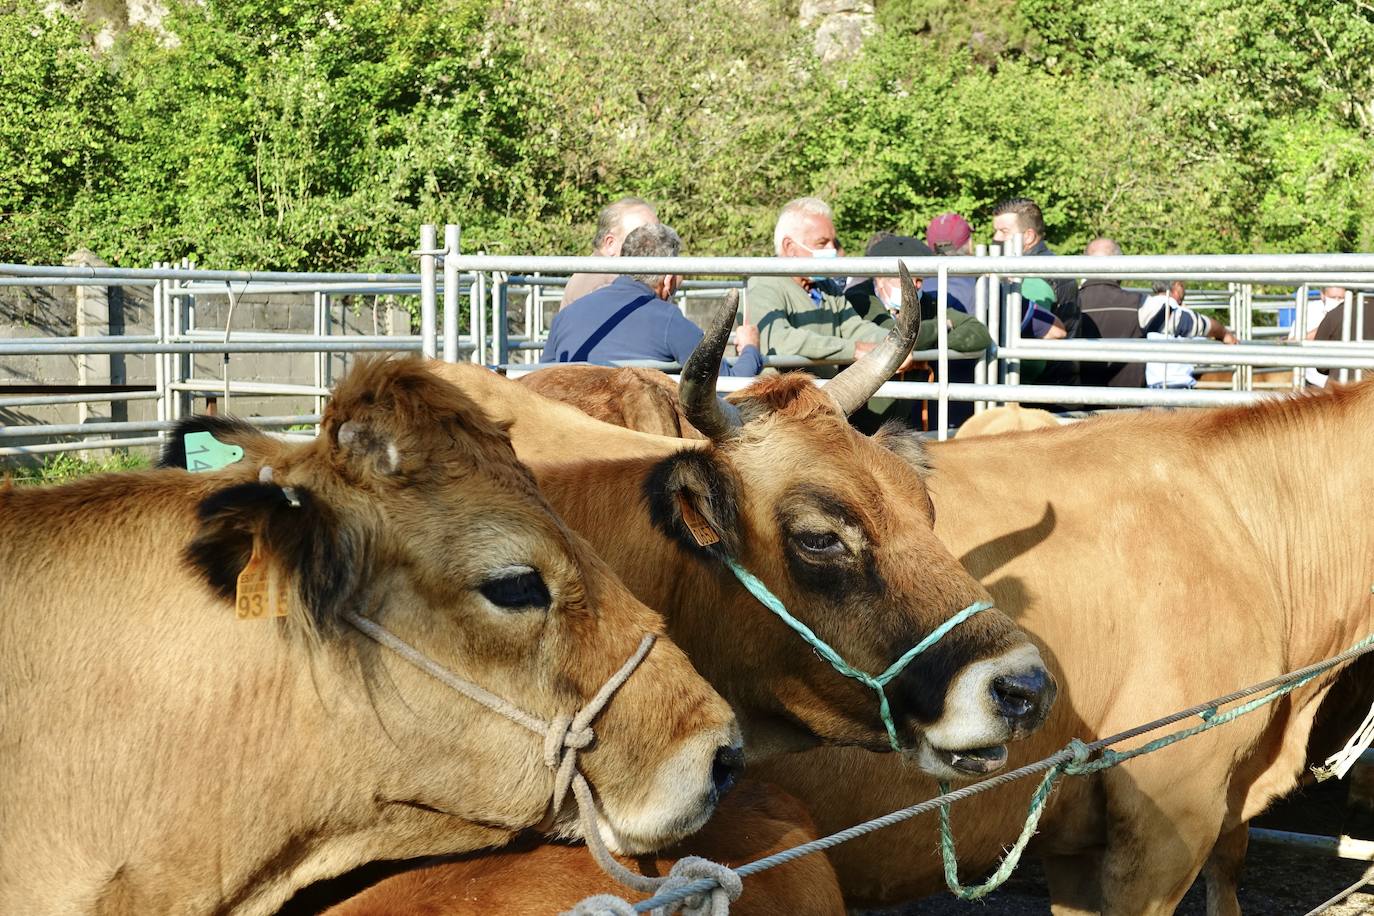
[926,212,972,249]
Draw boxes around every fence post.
[1004,237,1022,389]
[443,224,461,363]
[937,263,950,440]
[974,244,989,414]
[492,271,510,365]
[473,261,487,365]
[419,224,438,359]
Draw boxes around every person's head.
[1084,237,1122,257]
[593,197,659,257]
[774,197,838,261]
[866,235,930,311]
[991,197,1046,249]
[926,212,974,256]
[1321,286,1350,307]
[623,223,683,300]
[1170,280,1186,305]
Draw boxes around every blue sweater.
[540,276,763,377]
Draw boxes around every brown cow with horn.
[520,335,1374,913]
[0,356,740,916]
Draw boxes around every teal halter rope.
[723,557,992,751]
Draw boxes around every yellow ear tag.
[235,542,290,620]
[676,491,721,547]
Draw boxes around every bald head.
[1085,237,1122,257]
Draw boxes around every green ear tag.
[184,431,245,473]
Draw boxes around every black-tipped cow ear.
[160,415,268,471]
[334,419,403,477]
[643,450,742,560]
[185,481,365,634]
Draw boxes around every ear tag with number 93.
[235,542,290,620]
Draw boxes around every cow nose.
[991,667,1055,732]
[711,744,744,799]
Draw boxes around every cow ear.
[333,418,403,478]
[185,481,365,634]
[643,450,742,560]
[160,415,271,471]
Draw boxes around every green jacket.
[845,282,994,353]
[747,275,889,363]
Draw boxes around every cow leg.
[1043,851,1103,915]
[1095,766,1229,916]
[1201,822,1247,916]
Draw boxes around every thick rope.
[342,610,655,838]
[599,630,1374,914]
[725,558,991,751]
[1301,863,1374,916]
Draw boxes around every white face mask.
[877,283,902,312]
[1323,297,1346,311]
[793,240,837,258]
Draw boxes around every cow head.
[645,269,1056,778]
[163,357,739,854]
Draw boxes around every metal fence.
[2,224,1373,456]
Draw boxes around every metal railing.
[3,226,1374,456]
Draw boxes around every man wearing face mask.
[747,197,894,376]
[844,233,993,430]
[541,223,763,375]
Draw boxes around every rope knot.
[655,856,742,916]
[1061,737,1093,774]
[544,714,595,770]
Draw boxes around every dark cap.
[865,234,933,259]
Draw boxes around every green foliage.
[1,0,1371,269]
[5,450,149,485]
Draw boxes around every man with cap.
[844,233,994,431]
[923,212,979,316]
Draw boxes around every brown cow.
[493,353,1374,912]
[442,282,1057,769]
[755,386,1374,913]
[519,365,704,440]
[0,357,738,916]
[315,780,844,916]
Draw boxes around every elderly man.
[747,197,892,371]
[560,197,660,309]
[1078,237,1149,388]
[542,223,762,376]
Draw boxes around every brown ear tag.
[235,541,290,620]
[676,491,721,547]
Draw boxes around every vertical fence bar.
[937,263,950,440]
[443,224,461,363]
[419,224,438,359]
[1293,284,1308,390]
[473,265,487,365]
[492,272,510,365]
[973,245,989,414]
[1004,236,1022,389]
[986,244,1003,405]
[1340,288,1355,384]
[1358,293,1368,383]
[153,264,166,425]
[313,290,325,428]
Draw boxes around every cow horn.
[679,290,744,442]
[823,262,923,417]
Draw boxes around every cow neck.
[1197,392,1374,665]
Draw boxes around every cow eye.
[793,531,846,558]
[479,567,551,612]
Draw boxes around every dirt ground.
[859,778,1374,915]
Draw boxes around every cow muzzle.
[904,642,1058,780]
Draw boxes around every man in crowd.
[1141,280,1237,389]
[1078,237,1149,388]
[559,197,660,309]
[923,212,978,314]
[542,223,762,377]
[844,232,994,429]
[1310,289,1363,387]
[991,196,1080,393]
[748,197,893,372]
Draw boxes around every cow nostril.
[992,669,1050,721]
[711,744,744,799]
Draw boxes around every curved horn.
[824,262,923,417]
[679,290,744,441]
